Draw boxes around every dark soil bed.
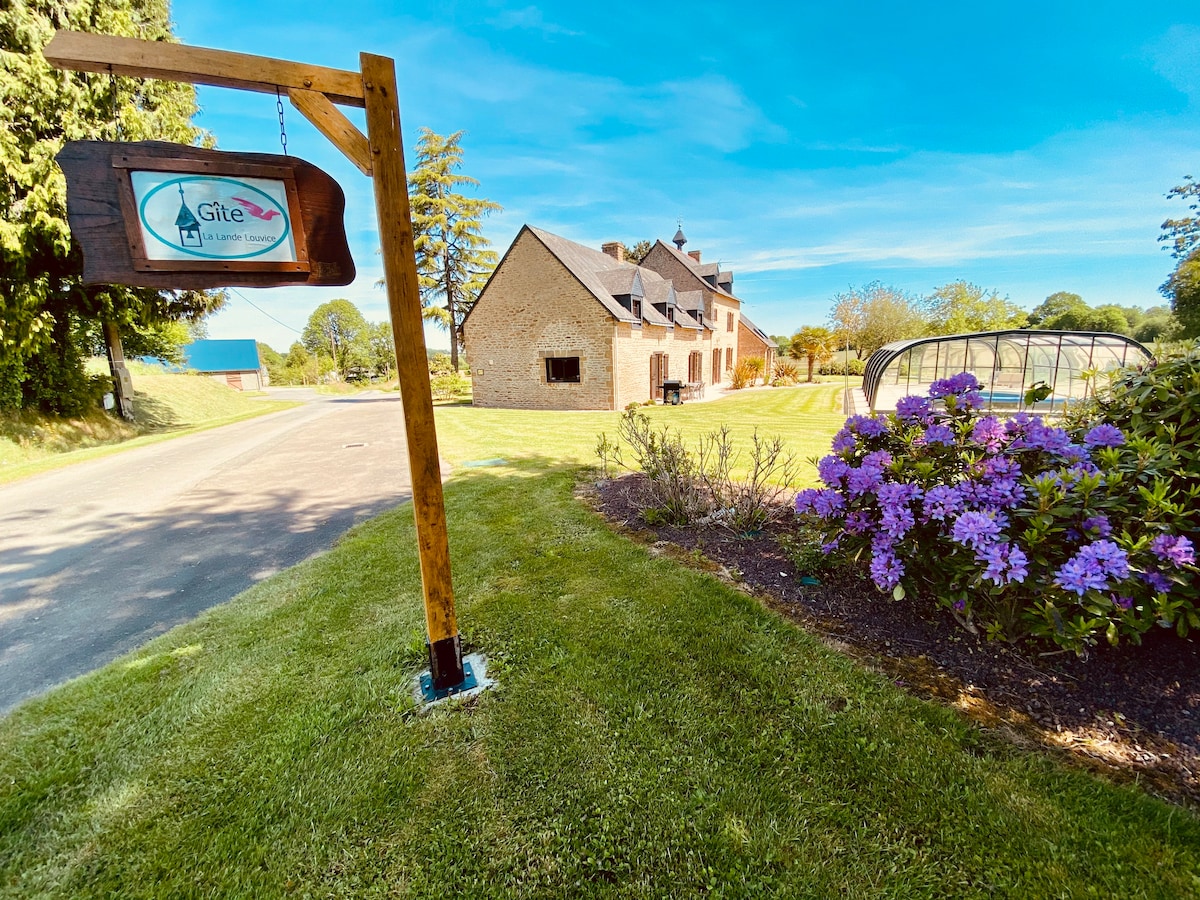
[591,473,1199,808]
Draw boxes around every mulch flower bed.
[590,473,1200,808]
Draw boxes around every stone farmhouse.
[462,225,776,410]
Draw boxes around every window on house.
[632,299,641,319]
[667,307,675,323]
[545,356,581,383]
[713,348,722,384]
[726,312,734,332]
[726,347,733,370]
[689,351,702,382]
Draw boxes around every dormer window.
[694,310,703,326]
[616,296,642,319]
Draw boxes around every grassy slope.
[0,463,1196,897]
[0,373,296,484]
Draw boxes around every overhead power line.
[228,288,303,335]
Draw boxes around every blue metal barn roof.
[182,339,262,373]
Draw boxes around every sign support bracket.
[46,30,467,691]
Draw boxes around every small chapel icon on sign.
[175,183,202,248]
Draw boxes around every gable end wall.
[464,232,616,409]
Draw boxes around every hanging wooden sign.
[57,140,355,289]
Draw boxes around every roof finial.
[672,219,687,251]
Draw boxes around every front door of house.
[650,353,662,401]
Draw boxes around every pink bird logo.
[230,196,282,221]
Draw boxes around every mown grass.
[1,462,1197,898]
[435,383,852,485]
[0,372,296,485]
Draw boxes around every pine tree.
[0,0,224,413]
[407,129,500,370]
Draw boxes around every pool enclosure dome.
[862,330,1153,414]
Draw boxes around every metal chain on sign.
[108,64,121,141]
[276,88,288,156]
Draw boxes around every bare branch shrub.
[600,411,798,532]
[697,427,799,533]
[615,411,711,525]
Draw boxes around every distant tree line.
[256,299,398,386]
[775,280,1182,374]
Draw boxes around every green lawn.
[435,383,852,484]
[2,461,1196,897]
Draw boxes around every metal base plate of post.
[416,652,495,706]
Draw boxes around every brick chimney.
[601,242,626,263]
[688,250,702,262]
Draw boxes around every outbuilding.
[182,339,267,391]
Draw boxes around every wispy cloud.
[488,6,582,38]
[1146,24,1200,103]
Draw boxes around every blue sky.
[171,2,1200,351]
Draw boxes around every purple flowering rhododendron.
[792,370,1200,651]
[1083,424,1125,448]
[1151,534,1195,567]
[951,510,1005,548]
[895,395,932,422]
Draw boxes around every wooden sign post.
[46,31,467,693]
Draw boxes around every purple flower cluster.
[920,423,956,447]
[929,372,981,398]
[1151,534,1195,567]
[977,541,1029,585]
[895,395,932,423]
[922,485,963,521]
[951,511,1005,549]
[870,545,904,590]
[971,416,1007,452]
[817,455,850,488]
[1083,424,1125,449]
[1054,540,1129,595]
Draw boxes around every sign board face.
[57,141,355,289]
[130,171,298,263]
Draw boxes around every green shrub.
[771,359,802,386]
[430,372,471,401]
[729,358,760,389]
[429,353,455,376]
[818,358,866,377]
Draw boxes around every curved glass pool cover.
[863,330,1153,414]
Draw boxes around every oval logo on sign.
[132,173,296,262]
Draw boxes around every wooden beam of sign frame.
[288,89,372,176]
[46,31,466,688]
[44,31,366,107]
